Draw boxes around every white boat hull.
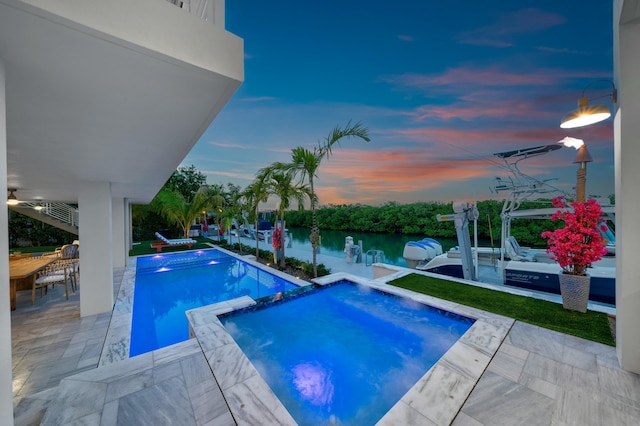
[418,248,615,305]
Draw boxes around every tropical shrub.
[541,196,608,276]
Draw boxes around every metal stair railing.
[17,201,79,229]
[365,250,385,267]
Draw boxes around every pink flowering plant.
[272,226,283,251]
[541,196,608,276]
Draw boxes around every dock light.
[34,202,44,211]
[6,189,19,205]
[560,80,617,129]
[559,137,593,203]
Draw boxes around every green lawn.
[389,273,615,346]
[129,237,213,256]
[10,245,60,254]
[115,241,617,346]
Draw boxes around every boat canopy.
[494,144,561,159]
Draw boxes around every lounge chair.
[505,236,536,262]
[151,232,197,252]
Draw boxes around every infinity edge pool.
[98,246,312,366]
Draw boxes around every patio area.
[10,256,640,425]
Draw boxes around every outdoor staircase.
[9,202,79,235]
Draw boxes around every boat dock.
[217,233,376,279]
[213,232,615,315]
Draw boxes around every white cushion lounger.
[151,232,197,252]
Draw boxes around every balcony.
[0,0,244,203]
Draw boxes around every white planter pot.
[559,273,590,313]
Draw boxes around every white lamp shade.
[560,104,611,129]
[6,189,19,205]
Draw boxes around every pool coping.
[187,270,515,425]
[99,248,515,425]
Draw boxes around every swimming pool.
[130,249,301,356]
[220,280,475,425]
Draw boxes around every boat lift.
[492,144,569,264]
[437,202,479,281]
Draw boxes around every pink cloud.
[204,170,256,180]
[456,8,565,47]
[316,149,498,197]
[382,66,612,92]
[388,67,554,88]
[408,101,551,122]
[536,46,588,55]
[304,119,613,205]
[208,140,293,155]
[208,141,246,149]
[376,67,615,126]
[240,96,277,102]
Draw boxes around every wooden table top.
[9,257,56,280]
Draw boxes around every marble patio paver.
[10,251,640,425]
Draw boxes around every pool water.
[130,250,299,356]
[221,281,475,425]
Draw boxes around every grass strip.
[390,273,615,346]
[10,246,60,254]
[129,238,213,256]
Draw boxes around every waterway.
[286,227,492,268]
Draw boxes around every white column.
[615,5,640,373]
[0,59,15,425]
[124,199,132,266]
[78,181,114,316]
[112,197,126,269]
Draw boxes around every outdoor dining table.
[8,256,57,310]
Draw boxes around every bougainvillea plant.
[272,226,283,251]
[541,196,608,276]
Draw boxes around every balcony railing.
[167,0,223,26]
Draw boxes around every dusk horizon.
[183,0,614,208]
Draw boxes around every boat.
[402,238,443,268]
[237,217,291,246]
[404,144,616,305]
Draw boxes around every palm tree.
[206,184,227,242]
[220,207,240,252]
[244,178,270,259]
[223,190,247,254]
[287,121,370,276]
[258,164,310,268]
[152,186,215,239]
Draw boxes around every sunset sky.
[183,0,615,207]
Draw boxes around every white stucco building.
[0,0,243,423]
[614,0,640,374]
[2,0,640,424]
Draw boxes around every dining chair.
[33,262,71,303]
[54,259,79,292]
[60,244,78,259]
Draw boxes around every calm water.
[130,250,299,356]
[287,228,468,267]
[221,281,474,425]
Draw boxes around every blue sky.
[183,0,614,207]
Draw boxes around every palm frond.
[320,120,371,157]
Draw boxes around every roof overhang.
[0,0,243,204]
